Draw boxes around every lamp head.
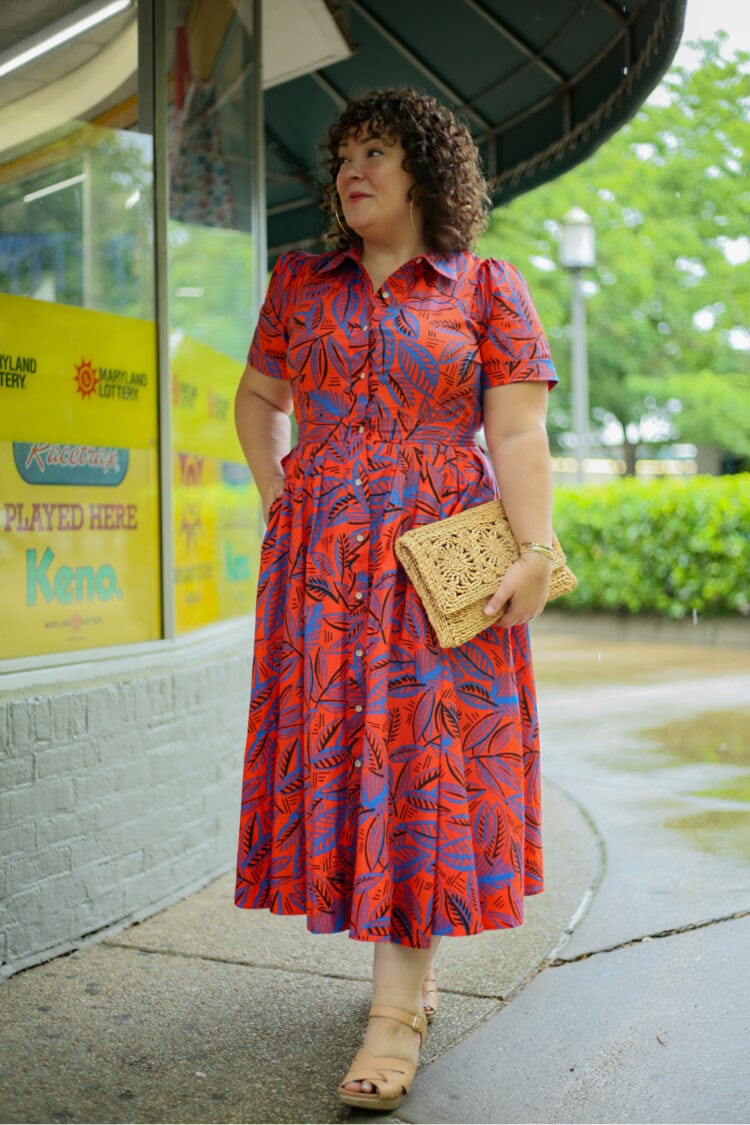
[560,206,596,270]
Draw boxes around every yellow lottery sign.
[0,294,160,659]
[171,333,263,632]
[1,293,157,447]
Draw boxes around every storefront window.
[0,1,161,660]
[166,0,263,634]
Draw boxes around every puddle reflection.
[641,710,750,860]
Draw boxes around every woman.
[234,88,557,1112]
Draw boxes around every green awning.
[265,0,687,258]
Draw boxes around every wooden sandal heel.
[338,1005,428,1111]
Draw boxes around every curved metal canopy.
[265,0,687,258]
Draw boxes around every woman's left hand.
[483,553,553,628]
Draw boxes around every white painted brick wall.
[0,625,253,978]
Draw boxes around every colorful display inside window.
[0,294,161,658]
[171,329,262,632]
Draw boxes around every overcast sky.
[676,0,749,63]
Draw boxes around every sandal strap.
[339,1048,416,1101]
[369,1004,428,1041]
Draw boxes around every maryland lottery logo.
[73,356,148,401]
[74,358,99,399]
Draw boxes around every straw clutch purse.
[394,498,577,648]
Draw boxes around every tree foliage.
[478,34,750,468]
[630,370,750,457]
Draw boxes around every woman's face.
[335,128,417,243]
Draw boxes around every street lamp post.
[560,207,596,485]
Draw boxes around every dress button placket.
[351,282,373,786]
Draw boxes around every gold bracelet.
[520,541,555,561]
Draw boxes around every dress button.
[356,649,364,657]
[355,592,363,600]
[356,534,364,542]
[355,704,363,713]
[355,477,362,486]
[358,425,364,433]
[359,373,366,380]
[354,759,362,768]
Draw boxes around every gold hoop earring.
[332,198,348,236]
[410,199,419,237]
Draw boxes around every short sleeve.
[247,251,307,380]
[475,258,558,391]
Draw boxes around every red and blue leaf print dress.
[235,246,557,948]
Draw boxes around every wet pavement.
[1,620,748,1124]
[404,913,750,1124]
[534,634,750,954]
[402,624,750,1124]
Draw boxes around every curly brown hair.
[321,88,490,253]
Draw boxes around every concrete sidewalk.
[1,627,748,1124]
[0,779,597,1125]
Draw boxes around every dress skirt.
[234,430,543,949]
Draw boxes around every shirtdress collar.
[313,243,467,283]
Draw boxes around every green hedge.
[553,474,750,619]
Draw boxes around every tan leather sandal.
[338,1004,428,1111]
[422,966,438,1021]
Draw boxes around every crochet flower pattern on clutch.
[394,498,577,648]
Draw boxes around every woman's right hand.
[261,473,286,524]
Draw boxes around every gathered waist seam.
[295,434,480,448]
